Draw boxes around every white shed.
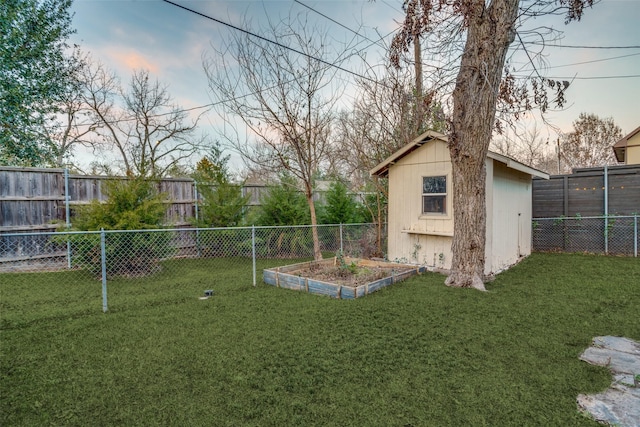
[371,130,549,275]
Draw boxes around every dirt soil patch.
[292,258,415,287]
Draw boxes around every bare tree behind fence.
[0,223,386,312]
[533,215,639,256]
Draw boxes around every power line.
[517,32,544,80]
[547,52,639,69]
[161,0,382,86]
[550,74,640,80]
[98,5,397,125]
[100,68,638,127]
[293,0,387,50]
[101,0,640,127]
[528,42,640,49]
[516,52,640,72]
[292,0,407,74]
[380,0,404,14]
[514,74,640,80]
[296,0,458,76]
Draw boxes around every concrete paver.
[577,336,640,427]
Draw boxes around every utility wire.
[517,52,640,72]
[543,74,640,80]
[517,32,544,80]
[528,42,640,49]
[91,2,397,125]
[381,0,404,13]
[293,0,387,50]
[94,1,640,126]
[117,66,637,128]
[161,0,381,86]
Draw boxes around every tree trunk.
[373,175,384,257]
[376,191,383,256]
[445,0,519,290]
[414,35,423,135]
[305,191,323,261]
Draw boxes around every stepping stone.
[577,336,640,427]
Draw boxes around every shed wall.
[386,140,453,268]
[627,131,640,165]
[488,162,532,274]
[385,141,536,275]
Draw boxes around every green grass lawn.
[1,253,639,426]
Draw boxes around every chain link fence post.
[604,165,609,255]
[532,215,639,255]
[194,182,201,257]
[1,223,387,313]
[635,215,638,258]
[64,168,72,269]
[100,228,108,312]
[604,214,609,255]
[252,225,256,287]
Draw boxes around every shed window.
[422,176,446,214]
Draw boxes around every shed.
[371,130,549,275]
[613,125,640,165]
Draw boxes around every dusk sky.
[69,0,640,169]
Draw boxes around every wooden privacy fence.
[0,166,269,233]
[532,164,640,218]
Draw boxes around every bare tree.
[494,113,624,176]
[334,105,394,254]
[204,12,349,260]
[43,50,101,168]
[560,113,622,171]
[391,0,595,290]
[84,64,204,177]
[334,73,411,183]
[330,58,449,254]
[335,63,447,179]
[490,122,556,173]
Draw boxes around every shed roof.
[613,125,640,163]
[370,130,549,179]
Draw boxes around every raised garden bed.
[263,257,426,299]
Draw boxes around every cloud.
[105,48,160,74]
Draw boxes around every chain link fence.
[533,215,639,256]
[1,223,386,312]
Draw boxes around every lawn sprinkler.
[199,290,214,300]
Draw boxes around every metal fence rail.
[532,215,638,257]
[0,223,386,312]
